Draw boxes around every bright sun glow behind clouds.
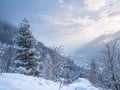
[31,0,120,53]
[1,0,120,53]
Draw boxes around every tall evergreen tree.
[90,59,99,84]
[14,18,38,75]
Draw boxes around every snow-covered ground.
[0,73,99,90]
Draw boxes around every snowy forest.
[0,18,120,90]
[0,0,120,90]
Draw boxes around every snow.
[0,73,99,90]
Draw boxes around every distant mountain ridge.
[0,20,17,45]
[75,31,120,59]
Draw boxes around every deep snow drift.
[0,73,99,90]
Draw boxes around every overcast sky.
[0,0,120,53]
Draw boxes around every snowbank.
[0,73,99,90]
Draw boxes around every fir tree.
[14,18,38,75]
[90,59,99,84]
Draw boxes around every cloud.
[84,0,108,11]
[31,0,120,53]
[100,0,120,18]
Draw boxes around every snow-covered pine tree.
[89,59,100,85]
[42,54,54,80]
[0,49,4,73]
[42,46,64,81]
[14,18,38,75]
[100,41,120,90]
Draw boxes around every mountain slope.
[0,20,16,45]
[75,31,120,59]
[0,73,99,90]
